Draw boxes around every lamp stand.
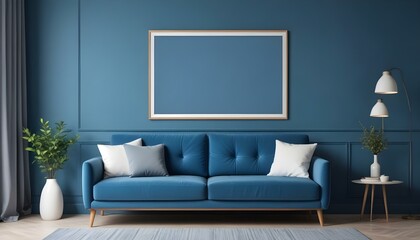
[387,68,416,220]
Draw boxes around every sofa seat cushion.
[208,175,320,201]
[94,175,207,201]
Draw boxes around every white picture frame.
[149,30,288,120]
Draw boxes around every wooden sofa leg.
[316,209,324,226]
[89,209,96,227]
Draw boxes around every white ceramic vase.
[370,154,381,178]
[40,179,63,220]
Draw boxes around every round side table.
[352,179,403,222]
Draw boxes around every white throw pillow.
[267,140,317,178]
[97,138,142,178]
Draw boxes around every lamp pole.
[385,68,417,220]
[386,68,413,193]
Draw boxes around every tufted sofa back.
[112,133,208,177]
[111,133,310,177]
[208,133,309,176]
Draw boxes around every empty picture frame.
[149,30,288,120]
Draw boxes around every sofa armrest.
[311,156,331,210]
[82,157,104,209]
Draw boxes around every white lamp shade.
[370,99,389,117]
[375,71,398,94]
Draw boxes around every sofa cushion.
[124,144,169,177]
[267,140,317,178]
[112,134,208,177]
[208,175,320,201]
[97,138,142,178]
[209,133,309,176]
[94,175,207,201]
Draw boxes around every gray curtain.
[0,0,31,222]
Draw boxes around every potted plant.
[360,124,387,177]
[23,118,78,220]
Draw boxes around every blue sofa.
[82,133,330,227]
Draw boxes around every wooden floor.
[1,212,420,239]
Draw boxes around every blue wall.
[26,0,420,214]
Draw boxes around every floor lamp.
[370,68,417,220]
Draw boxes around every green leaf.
[360,123,387,155]
[21,118,78,178]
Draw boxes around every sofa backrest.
[111,133,208,177]
[208,133,309,176]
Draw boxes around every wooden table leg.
[370,185,375,221]
[361,184,369,219]
[382,185,389,222]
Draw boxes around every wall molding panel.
[26,0,420,214]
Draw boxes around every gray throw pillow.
[123,144,169,177]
